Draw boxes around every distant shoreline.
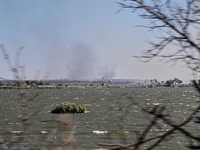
[0,84,192,89]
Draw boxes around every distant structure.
[127,79,155,88]
[101,77,105,86]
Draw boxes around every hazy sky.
[0,0,194,81]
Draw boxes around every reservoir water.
[0,87,199,149]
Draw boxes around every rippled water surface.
[0,87,199,149]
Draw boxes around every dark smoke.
[99,65,116,79]
[66,42,116,80]
[67,43,97,79]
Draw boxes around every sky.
[0,0,195,82]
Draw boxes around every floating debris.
[153,103,160,105]
[38,131,48,134]
[93,131,108,134]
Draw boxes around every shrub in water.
[51,102,86,114]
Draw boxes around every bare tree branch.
[117,0,200,72]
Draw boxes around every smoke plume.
[66,42,116,80]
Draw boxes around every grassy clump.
[51,102,86,114]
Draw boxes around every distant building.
[101,77,105,86]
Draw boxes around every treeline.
[149,78,183,86]
[164,78,183,86]
[0,80,52,88]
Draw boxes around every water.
[0,87,199,149]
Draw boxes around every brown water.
[0,87,199,150]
